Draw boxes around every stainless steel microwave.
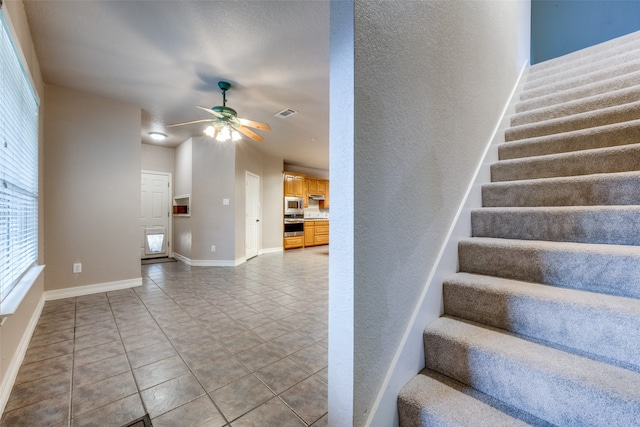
[284,196,304,215]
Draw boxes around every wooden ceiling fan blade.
[238,117,271,131]
[166,118,212,128]
[196,105,224,118]
[235,125,264,142]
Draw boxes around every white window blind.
[0,9,39,302]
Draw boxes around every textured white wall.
[349,1,530,425]
[328,1,355,425]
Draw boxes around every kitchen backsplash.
[304,199,329,219]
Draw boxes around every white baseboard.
[174,251,282,267]
[0,293,45,415]
[45,277,142,301]
[171,252,190,265]
[366,63,529,427]
[259,247,283,255]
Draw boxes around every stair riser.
[458,241,640,299]
[471,208,640,245]
[423,330,640,426]
[511,86,640,127]
[529,31,640,75]
[498,120,640,160]
[516,71,640,114]
[482,173,640,207]
[443,280,640,370]
[521,59,640,101]
[505,102,640,142]
[525,48,640,90]
[491,145,640,182]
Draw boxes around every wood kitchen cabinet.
[307,178,327,197]
[283,172,305,197]
[321,182,329,209]
[314,221,329,245]
[304,220,329,247]
[304,221,315,246]
[284,236,304,249]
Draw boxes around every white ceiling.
[22,0,330,170]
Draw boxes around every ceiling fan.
[168,81,271,142]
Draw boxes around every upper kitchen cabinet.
[307,178,327,196]
[284,172,305,198]
[321,181,329,209]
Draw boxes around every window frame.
[0,5,43,319]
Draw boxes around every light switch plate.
[73,263,82,273]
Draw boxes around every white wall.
[235,141,265,260]
[173,138,192,259]
[262,156,284,252]
[190,137,236,262]
[44,85,141,292]
[328,1,355,425]
[329,1,531,425]
[141,143,175,175]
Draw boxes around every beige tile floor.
[1,246,329,427]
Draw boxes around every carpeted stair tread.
[525,46,640,90]
[471,205,640,245]
[498,119,640,160]
[516,70,640,114]
[458,237,640,299]
[482,171,640,207]
[491,143,640,182]
[398,369,549,427]
[444,272,640,370]
[529,30,640,75]
[521,57,640,101]
[505,100,640,142]
[526,38,640,85]
[423,316,640,427]
[399,32,640,427]
[511,85,640,127]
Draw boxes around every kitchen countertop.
[304,218,329,221]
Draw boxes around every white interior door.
[141,172,170,259]
[245,171,260,260]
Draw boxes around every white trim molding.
[259,247,283,255]
[45,277,142,301]
[172,252,245,267]
[0,293,45,415]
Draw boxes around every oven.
[284,217,305,237]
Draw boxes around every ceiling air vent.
[274,108,298,119]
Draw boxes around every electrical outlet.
[211,245,216,253]
[73,263,82,273]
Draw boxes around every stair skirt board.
[399,29,640,426]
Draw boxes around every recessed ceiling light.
[149,132,167,141]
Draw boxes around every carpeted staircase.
[398,31,640,426]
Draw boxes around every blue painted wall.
[531,0,640,64]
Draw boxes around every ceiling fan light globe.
[204,125,216,137]
[217,125,232,142]
[232,130,242,141]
